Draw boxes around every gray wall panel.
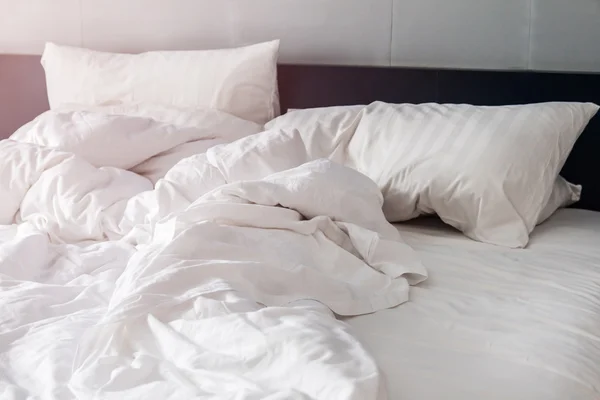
[391,0,530,69]
[227,0,393,65]
[80,0,233,52]
[0,0,598,72]
[0,0,81,54]
[530,0,600,72]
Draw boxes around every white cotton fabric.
[349,101,598,247]
[11,105,264,185]
[538,175,582,224]
[265,105,364,163]
[0,108,426,400]
[345,209,600,400]
[267,102,598,247]
[41,41,281,124]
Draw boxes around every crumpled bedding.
[0,106,426,400]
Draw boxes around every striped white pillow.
[348,101,599,247]
[42,41,280,125]
[268,105,584,240]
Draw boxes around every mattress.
[343,209,600,400]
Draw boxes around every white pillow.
[538,176,581,224]
[41,41,280,125]
[348,101,598,248]
[268,103,595,247]
[265,105,365,163]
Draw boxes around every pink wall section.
[0,55,49,139]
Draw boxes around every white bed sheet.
[344,209,600,400]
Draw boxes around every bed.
[1,43,600,400]
[347,210,600,399]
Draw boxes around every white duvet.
[0,106,426,400]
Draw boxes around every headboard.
[278,66,600,212]
[2,55,600,211]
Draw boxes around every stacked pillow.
[41,41,281,125]
[267,101,598,248]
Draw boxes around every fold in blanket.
[0,106,426,400]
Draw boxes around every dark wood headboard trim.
[2,55,600,211]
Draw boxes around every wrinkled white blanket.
[0,106,426,400]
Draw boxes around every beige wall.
[1,0,599,72]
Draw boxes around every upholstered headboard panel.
[1,54,599,211]
[0,55,49,137]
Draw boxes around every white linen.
[41,41,281,125]
[267,103,598,248]
[349,101,598,248]
[0,109,426,399]
[265,105,364,164]
[344,209,600,400]
[538,175,582,224]
[10,105,265,185]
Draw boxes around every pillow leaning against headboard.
[267,102,599,248]
[41,41,280,125]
